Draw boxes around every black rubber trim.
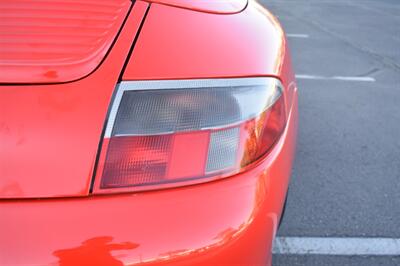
[89,3,151,194]
[117,5,150,82]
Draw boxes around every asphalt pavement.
[258,0,400,265]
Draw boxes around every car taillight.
[93,77,286,193]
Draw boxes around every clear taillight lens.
[93,78,286,193]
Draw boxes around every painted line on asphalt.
[296,74,376,82]
[273,237,400,256]
[287,34,309,38]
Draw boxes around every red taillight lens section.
[101,135,173,188]
[94,78,286,193]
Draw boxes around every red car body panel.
[143,0,247,14]
[0,1,149,198]
[124,2,288,84]
[0,0,131,84]
[0,93,298,266]
[0,0,298,265]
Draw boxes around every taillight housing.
[93,77,286,194]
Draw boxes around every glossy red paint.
[143,0,247,14]
[0,91,298,266]
[123,1,287,83]
[0,0,131,84]
[1,0,298,265]
[0,1,149,198]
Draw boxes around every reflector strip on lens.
[167,131,209,179]
[206,127,240,173]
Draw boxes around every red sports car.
[0,0,298,265]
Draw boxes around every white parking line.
[287,34,309,38]
[296,74,376,82]
[273,237,400,256]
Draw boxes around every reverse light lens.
[95,78,286,193]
